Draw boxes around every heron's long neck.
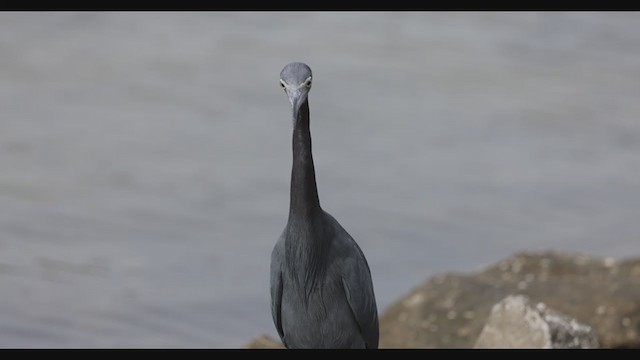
[286,99,328,297]
[288,100,321,224]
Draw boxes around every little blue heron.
[270,62,379,349]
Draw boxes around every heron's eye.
[280,81,285,89]
[305,79,312,88]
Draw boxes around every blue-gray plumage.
[270,62,379,349]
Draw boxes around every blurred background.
[0,12,639,348]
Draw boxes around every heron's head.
[280,62,312,122]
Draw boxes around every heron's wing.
[270,242,286,344]
[341,243,380,349]
[271,270,284,341]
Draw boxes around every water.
[1,12,639,347]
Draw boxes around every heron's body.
[270,62,379,349]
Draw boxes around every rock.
[379,251,640,348]
[473,295,599,348]
[244,334,285,349]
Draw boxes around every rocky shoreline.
[246,251,640,348]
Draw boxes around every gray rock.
[379,251,640,348]
[474,295,599,348]
[244,334,285,349]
